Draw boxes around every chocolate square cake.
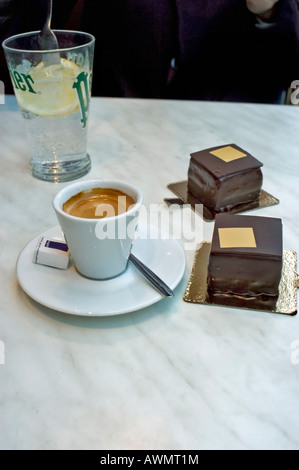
[187,144,263,214]
[207,214,283,310]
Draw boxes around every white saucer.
[16,224,186,316]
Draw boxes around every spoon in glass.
[37,0,60,65]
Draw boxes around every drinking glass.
[3,30,95,182]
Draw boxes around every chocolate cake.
[187,144,263,214]
[207,214,283,310]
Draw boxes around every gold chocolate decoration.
[210,146,247,162]
[184,243,298,316]
[218,227,257,248]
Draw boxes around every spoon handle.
[37,0,60,64]
[45,0,53,29]
[129,253,174,298]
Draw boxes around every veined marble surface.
[0,95,299,450]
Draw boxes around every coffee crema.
[62,187,135,219]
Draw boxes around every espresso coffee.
[62,188,135,219]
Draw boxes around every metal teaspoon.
[129,253,174,298]
[37,0,60,65]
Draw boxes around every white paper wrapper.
[33,236,70,270]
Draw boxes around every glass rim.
[2,29,95,54]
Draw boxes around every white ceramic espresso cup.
[53,179,143,279]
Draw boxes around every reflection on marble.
[0,95,299,450]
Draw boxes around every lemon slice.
[15,58,81,117]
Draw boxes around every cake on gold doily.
[184,214,298,315]
[166,144,279,221]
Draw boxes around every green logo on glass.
[9,67,91,127]
[9,69,36,94]
[72,71,91,128]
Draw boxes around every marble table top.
[0,95,299,450]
